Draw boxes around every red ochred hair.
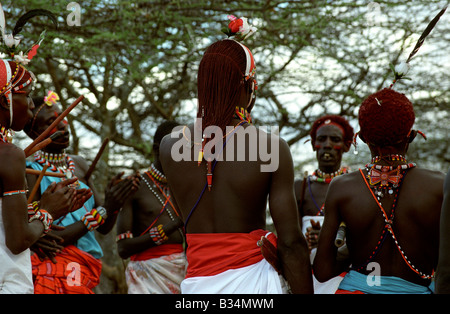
[310,114,354,147]
[197,39,253,133]
[358,88,415,147]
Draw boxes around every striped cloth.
[31,245,102,294]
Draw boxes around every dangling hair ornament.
[389,5,447,89]
[222,15,257,42]
[0,3,58,65]
[44,90,59,106]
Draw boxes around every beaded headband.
[222,15,258,93]
[0,59,33,126]
[316,119,346,136]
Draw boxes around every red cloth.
[130,244,184,261]
[31,245,102,294]
[185,229,276,278]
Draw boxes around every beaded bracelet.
[116,231,133,242]
[27,201,40,219]
[29,209,53,236]
[149,224,168,245]
[81,207,106,231]
[3,189,28,197]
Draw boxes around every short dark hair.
[153,120,180,145]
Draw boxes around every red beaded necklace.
[365,154,416,200]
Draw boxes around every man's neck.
[318,165,341,174]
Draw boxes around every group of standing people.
[0,10,449,295]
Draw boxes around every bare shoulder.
[329,170,362,187]
[413,167,445,180]
[0,144,26,189]
[0,144,26,175]
[409,167,445,193]
[69,154,89,171]
[326,170,363,198]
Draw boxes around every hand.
[40,178,79,219]
[104,172,141,216]
[305,219,321,251]
[70,188,93,212]
[30,230,65,263]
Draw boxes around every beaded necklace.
[147,163,167,184]
[34,151,76,179]
[141,171,183,238]
[354,169,433,280]
[310,167,348,184]
[371,154,407,164]
[365,155,416,200]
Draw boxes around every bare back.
[160,123,296,235]
[315,167,444,286]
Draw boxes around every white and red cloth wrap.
[181,229,288,294]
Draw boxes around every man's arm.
[313,177,349,282]
[1,147,45,254]
[268,138,313,294]
[436,169,450,293]
[116,192,183,259]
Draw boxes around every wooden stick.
[25,131,65,158]
[84,137,109,181]
[24,95,84,156]
[26,168,65,178]
[28,165,48,203]
[25,137,51,158]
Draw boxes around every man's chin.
[318,158,339,169]
[49,140,70,150]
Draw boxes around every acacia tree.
[4,0,449,293]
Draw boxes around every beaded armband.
[116,231,133,242]
[3,189,28,197]
[81,207,106,231]
[29,209,53,236]
[149,224,168,245]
